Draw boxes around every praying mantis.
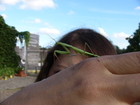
[46,33,100,57]
[54,42,100,57]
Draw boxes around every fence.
[25,49,48,75]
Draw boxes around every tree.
[18,31,30,46]
[0,16,20,69]
[115,45,126,54]
[126,23,140,52]
[0,15,30,70]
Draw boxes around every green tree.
[115,45,126,54]
[18,31,30,46]
[126,23,140,52]
[0,16,19,69]
[0,15,30,69]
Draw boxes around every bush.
[0,67,16,80]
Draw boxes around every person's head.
[35,28,117,82]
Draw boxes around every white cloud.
[114,41,129,49]
[0,5,6,11]
[0,0,57,10]
[20,0,57,10]
[26,18,41,23]
[0,0,20,5]
[98,28,109,37]
[67,10,75,15]
[135,6,140,10]
[39,28,60,35]
[34,18,41,23]
[113,32,130,39]
[1,14,7,19]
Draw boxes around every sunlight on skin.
[48,45,91,77]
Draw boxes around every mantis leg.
[84,42,94,55]
[54,43,70,59]
[80,42,99,57]
[54,44,75,65]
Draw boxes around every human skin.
[1,52,140,105]
[48,46,89,77]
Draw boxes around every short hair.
[35,28,117,82]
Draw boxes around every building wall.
[15,33,48,70]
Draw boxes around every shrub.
[0,67,16,80]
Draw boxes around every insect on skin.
[46,33,100,58]
[54,42,100,57]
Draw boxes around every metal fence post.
[25,48,28,74]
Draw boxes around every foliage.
[126,24,140,52]
[0,67,15,80]
[40,46,52,50]
[115,45,126,54]
[0,15,30,79]
[16,66,24,72]
[0,15,20,69]
[114,24,140,54]
[18,31,30,46]
[40,47,48,50]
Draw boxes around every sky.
[0,0,140,49]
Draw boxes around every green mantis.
[46,33,99,57]
[54,42,100,57]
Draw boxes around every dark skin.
[1,51,140,105]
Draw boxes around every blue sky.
[0,0,140,49]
